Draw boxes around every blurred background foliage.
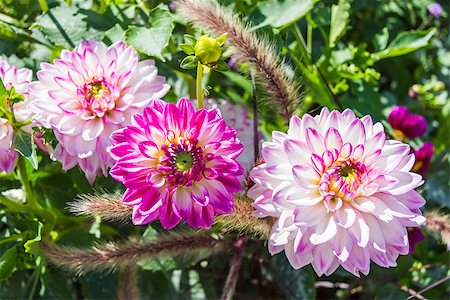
[0,0,449,299]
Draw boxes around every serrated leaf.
[255,0,314,29]
[373,29,436,60]
[12,130,38,170]
[0,247,18,281]
[125,8,175,61]
[329,0,352,48]
[272,253,316,300]
[180,44,195,55]
[180,56,198,69]
[33,4,102,48]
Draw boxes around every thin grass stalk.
[117,265,139,300]
[219,237,245,300]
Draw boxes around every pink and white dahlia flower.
[205,98,259,171]
[0,58,33,173]
[109,98,244,229]
[248,108,426,276]
[28,40,169,183]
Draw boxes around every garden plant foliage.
[0,0,449,299]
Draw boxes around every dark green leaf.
[125,9,175,61]
[272,253,316,300]
[0,246,18,281]
[329,0,352,48]
[33,4,102,48]
[215,60,230,72]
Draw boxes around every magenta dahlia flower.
[28,40,169,183]
[204,98,260,171]
[388,106,427,139]
[412,141,434,175]
[109,98,244,229]
[0,59,33,173]
[248,108,426,276]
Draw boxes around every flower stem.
[17,156,37,207]
[37,0,48,12]
[196,61,204,108]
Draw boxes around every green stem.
[17,156,36,207]
[37,0,48,12]
[307,19,312,55]
[196,62,204,108]
[27,267,41,300]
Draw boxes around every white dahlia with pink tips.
[0,58,33,173]
[28,40,170,183]
[248,108,426,276]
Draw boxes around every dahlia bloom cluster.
[109,98,243,229]
[28,40,170,183]
[248,108,426,276]
[0,59,33,173]
[388,106,427,139]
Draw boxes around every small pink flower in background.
[204,98,260,171]
[388,106,427,139]
[427,2,444,18]
[109,98,243,229]
[28,40,170,183]
[0,58,33,173]
[407,227,425,255]
[412,141,434,175]
[248,108,426,276]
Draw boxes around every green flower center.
[174,152,194,171]
[339,165,356,181]
[89,81,107,99]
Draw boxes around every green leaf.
[272,253,316,300]
[183,34,197,46]
[12,130,38,170]
[125,8,175,61]
[180,56,198,69]
[0,247,18,281]
[24,220,43,256]
[33,4,102,48]
[255,0,314,29]
[180,44,195,55]
[0,78,8,112]
[372,29,436,60]
[329,0,352,48]
[215,60,230,72]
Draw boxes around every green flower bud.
[194,35,222,64]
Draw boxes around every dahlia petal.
[160,197,182,229]
[312,244,335,276]
[292,163,319,188]
[334,203,356,228]
[330,229,353,262]
[82,119,104,141]
[285,242,314,269]
[283,139,310,165]
[294,203,326,226]
[349,214,370,247]
[310,215,337,245]
[305,128,325,154]
[387,171,423,195]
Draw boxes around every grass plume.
[215,195,274,239]
[42,232,228,274]
[424,210,450,250]
[68,193,133,223]
[174,0,300,121]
